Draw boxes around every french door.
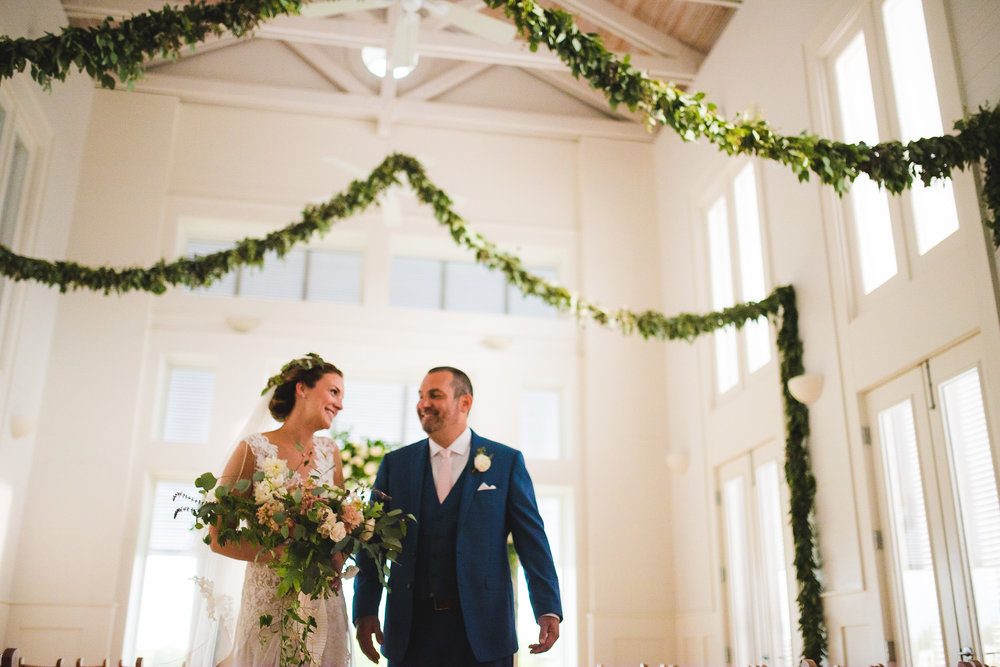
[718,440,795,667]
[865,339,1000,666]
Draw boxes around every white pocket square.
[477,482,497,491]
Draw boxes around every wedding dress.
[231,433,352,667]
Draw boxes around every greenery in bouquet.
[176,452,411,666]
[330,430,390,486]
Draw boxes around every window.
[390,257,559,318]
[0,93,41,340]
[866,342,1000,666]
[162,367,215,443]
[825,0,961,296]
[515,488,577,667]
[520,389,561,459]
[131,481,201,667]
[705,163,772,394]
[184,239,362,304]
[332,379,424,447]
[718,447,794,667]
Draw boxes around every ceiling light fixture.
[362,46,418,79]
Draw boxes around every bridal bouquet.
[177,459,410,666]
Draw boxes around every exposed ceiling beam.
[128,73,654,141]
[421,0,486,32]
[376,3,403,136]
[284,42,373,95]
[553,0,704,70]
[403,61,492,101]
[525,69,636,120]
[257,16,696,82]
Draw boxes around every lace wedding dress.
[232,433,352,667]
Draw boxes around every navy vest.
[414,453,467,600]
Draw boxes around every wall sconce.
[225,315,261,334]
[787,373,824,405]
[665,449,690,474]
[9,415,34,439]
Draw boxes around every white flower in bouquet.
[357,443,369,458]
[261,456,288,480]
[369,444,383,456]
[351,456,364,467]
[253,480,278,503]
[364,461,378,475]
[342,464,353,478]
[329,521,347,541]
[361,517,376,542]
[474,453,491,472]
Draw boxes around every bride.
[210,354,352,667]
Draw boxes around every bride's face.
[297,372,345,429]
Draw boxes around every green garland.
[15,0,963,658]
[1,0,998,244]
[0,151,826,659]
[775,286,825,660]
[0,0,305,90]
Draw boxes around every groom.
[353,366,562,666]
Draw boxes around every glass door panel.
[876,397,946,667]
[755,460,794,667]
[937,367,1000,662]
[722,473,754,667]
[867,339,1000,666]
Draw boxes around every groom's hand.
[529,615,560,653]
[356,615,384,664]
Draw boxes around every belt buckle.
[431,597,452,611]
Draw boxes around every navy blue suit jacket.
[353,431,562,662]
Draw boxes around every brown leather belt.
[428,597,460,611]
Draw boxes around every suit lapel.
[458,430,482,529]
[408,441,429,528]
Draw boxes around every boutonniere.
[473,447,493,473]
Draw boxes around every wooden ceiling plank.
[555,0,704,69]
[284,42,373,95]
[403,61,492,101]
[679,0,742,7]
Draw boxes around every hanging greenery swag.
[1,0,998,245]
[14,0,997,659]
[0,151,826,660]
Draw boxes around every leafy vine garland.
[0,151,827,660]
[1,0,998,244]
[5,0,985,660]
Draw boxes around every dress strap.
[245,432,277,464]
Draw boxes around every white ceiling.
[62,0,738,138]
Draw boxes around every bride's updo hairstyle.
[264,353,343,422]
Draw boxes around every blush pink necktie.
[436,449,453,502]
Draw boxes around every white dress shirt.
[428,426,472,487]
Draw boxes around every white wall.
[0,0,94,647]
[655,1,1000,665]
[2,81,666,665]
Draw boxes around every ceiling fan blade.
[390,10,420,71]
[430,2,516,43]
[300,0,393,18]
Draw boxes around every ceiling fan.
[300,0,517,70]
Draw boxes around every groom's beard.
[418,408,441,434]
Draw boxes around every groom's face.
[417,370,469,438]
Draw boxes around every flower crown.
[261,353,329,395]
